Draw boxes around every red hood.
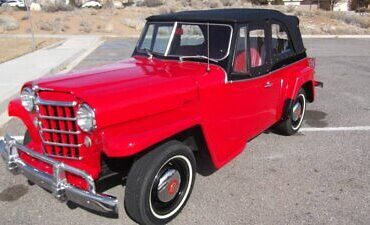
[34,56,197,95]
[29,56,224,128]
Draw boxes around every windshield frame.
[135,21,234,62]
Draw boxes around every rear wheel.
[124,141,196,225]
[275,89,306,136]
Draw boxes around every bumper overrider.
[0,135,118,215]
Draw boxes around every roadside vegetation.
[0,38,61,63]
[0,0,369,35]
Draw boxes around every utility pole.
[25,0,36,50]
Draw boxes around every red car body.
[8,54,315,188]
[1,8,320,224]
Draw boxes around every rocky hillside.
[0,1,369,35]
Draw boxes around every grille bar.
[40,128,81,135]
[39,115,77,121]
[36,98,77,107]
[42,139,83,148]
[36,95,82,159]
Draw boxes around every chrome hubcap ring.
[149,155,192,219]
[157,169,181,203]
[292,102,302,122]
[291,93,306,130]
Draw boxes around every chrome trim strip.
[35,98,77,107]
[42,140,83,148]
[41,128,81,135]
[38,115,77,121]
[138,21,233,62]
[43,153,82,160]
[164,21,178,56]
[32,84,54,92]
[0,135,118,214]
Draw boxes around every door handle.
[264,81,273,88]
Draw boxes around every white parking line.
[301,126,370,132]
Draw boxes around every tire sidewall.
[133,143,196,225]
[291,92,306,131]
[287,89,306,134]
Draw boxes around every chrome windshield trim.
[137,21,234,62]
[35,98,77,107]
[166,22,234,61]
[164,21,178,56]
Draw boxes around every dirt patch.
[0,37,62,63]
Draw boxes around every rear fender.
[282,65,314,119]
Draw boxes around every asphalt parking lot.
[0,38,370,225]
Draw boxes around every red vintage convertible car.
[0,9,321,225]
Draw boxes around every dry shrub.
[79,19,92,33]
[21,14,29,21]
[207,0,223,8]
[38,19,66,33]
[220,0,235,6]
[103,0,115,9]
[139,0,165,7]
[330,13,370,29]
[0,4,14,14]
[158,0,184,14]
[97,22,114,33]
[122,17,145,30]
[43,1,74,12]
[0,15,19,31]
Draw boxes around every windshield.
[137,22,233,61]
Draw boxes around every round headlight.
[76,104,96,132]
[20,87,35,112]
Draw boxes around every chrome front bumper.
[0,135,118,215]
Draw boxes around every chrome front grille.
[36,96,82,160]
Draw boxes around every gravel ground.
[0,38,369,225]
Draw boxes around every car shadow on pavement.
[304,110,328,128]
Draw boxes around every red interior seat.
[233,48,262,73]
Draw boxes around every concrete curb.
[0,37,104,127]
[46,38,106,76]
[59,39,106,74]
[302,35,370,39]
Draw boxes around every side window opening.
[249,29,267,68]
[138,23,174,55]
[233,26,248,74]
[271,23,293,61]
[179,25,204,46]
[152,25,174,54]
[232,26,268,78]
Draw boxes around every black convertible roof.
[147,8,297,24]
[147,8,305,55]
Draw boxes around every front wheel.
[124,141,196,225]
[275,89,306,136]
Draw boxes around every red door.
[224,74,281,141]
[227,24,282,140]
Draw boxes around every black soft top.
[148,8,292,23]
[147,8,305,55]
